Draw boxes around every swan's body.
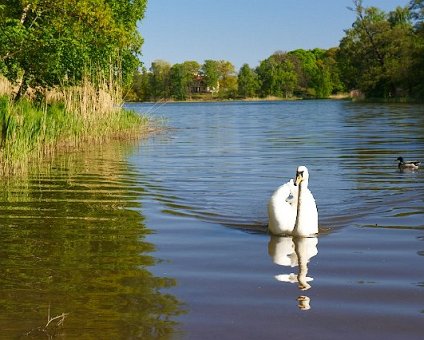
[268,166,318,237]
[397,156,420,170]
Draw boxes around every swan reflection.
[297,295,311,311]
[268,235,318,309]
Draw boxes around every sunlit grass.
[0,76,152,176]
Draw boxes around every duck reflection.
[268,235,318,309]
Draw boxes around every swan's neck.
[294,182,303,232]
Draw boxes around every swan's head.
[294,166,309,187]
[396,157,404,162]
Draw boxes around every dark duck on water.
[396,157,421,171]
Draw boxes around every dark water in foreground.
[0,100,423,339]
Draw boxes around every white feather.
[268,166,318,237]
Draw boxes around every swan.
[396,156,420,170]
[268,166,318,237]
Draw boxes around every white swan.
[268,166,318,237]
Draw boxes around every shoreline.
[127,93,353,104]
[0,94,154,177]
[128,93,424,104]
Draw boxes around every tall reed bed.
[0,75,151,176]
[0,76,13,96]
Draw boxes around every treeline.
[0,0,147,100]
[127,48,342,102]
[0,1,149,173]
[128,0,424,102]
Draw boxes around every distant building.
[191,74,218,94]
[350,89,364,100]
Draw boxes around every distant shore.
[127,93,352,104]
[128,92,424,104]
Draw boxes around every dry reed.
[0,75,13,96]
[0,73,151,176]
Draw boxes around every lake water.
[0,100,423,339]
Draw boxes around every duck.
[268,166,318,237]
[396,156,420,171]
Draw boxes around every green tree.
[217,60,237,98]
[201,60,220,92]
[169,61,200,100]
[237,64,259,98]
[126,67,150,101]
[410,0,424,28]
[149,60,171,100]
[256,52,298,98]
[310,49,333,98]
[169,64,187,100]
[0,0,147,100]
[288,49,317,95]
[324,47,345,95]
[289,48,343,98]
[409,0,424,97]
[338,0,415,98]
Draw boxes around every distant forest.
[128,0,424,102]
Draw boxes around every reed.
[0,75,13,96]
[0,75,151,176]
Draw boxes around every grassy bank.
[0,76,151,175]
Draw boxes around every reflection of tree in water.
[0,144,184,338]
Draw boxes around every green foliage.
[216,60,237,98]
[0,94,150,175]
[149,60,171,100]
[410,0,424,29]
[169,61,200,100]
[125,67,150,102]
[409,0,424,97]
[0,0,147,99]
[256,52,298,98]
[337,0,423,99]
[237,64,259,98]
[130,51,343,102]
[170,64,190,100]
[125,0,424,102]
[201,60,220,90]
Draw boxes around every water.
[0,100,423,339]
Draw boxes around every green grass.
[0,95,150,175]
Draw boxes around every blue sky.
[138,0,409,70]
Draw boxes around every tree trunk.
[14,73,28,102]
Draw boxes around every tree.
[256,52,298,98]
[126,67,150,101]
[149,60,171,100]
[201,60,220,92]
[237,64,259,98]
[169,61,200,100]
[338,0,415,98]
[409,0,424,96]
[323,47,345,95]
[217,60,237,98]
[310,49,333,98]
[0,0,147,100]
[288,49,317,95]
[410,0,424,30]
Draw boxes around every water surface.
[0,100,423,339]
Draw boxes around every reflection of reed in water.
[0,143,185,338]
[268,235,318,310]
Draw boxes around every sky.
[138,0,410,70]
